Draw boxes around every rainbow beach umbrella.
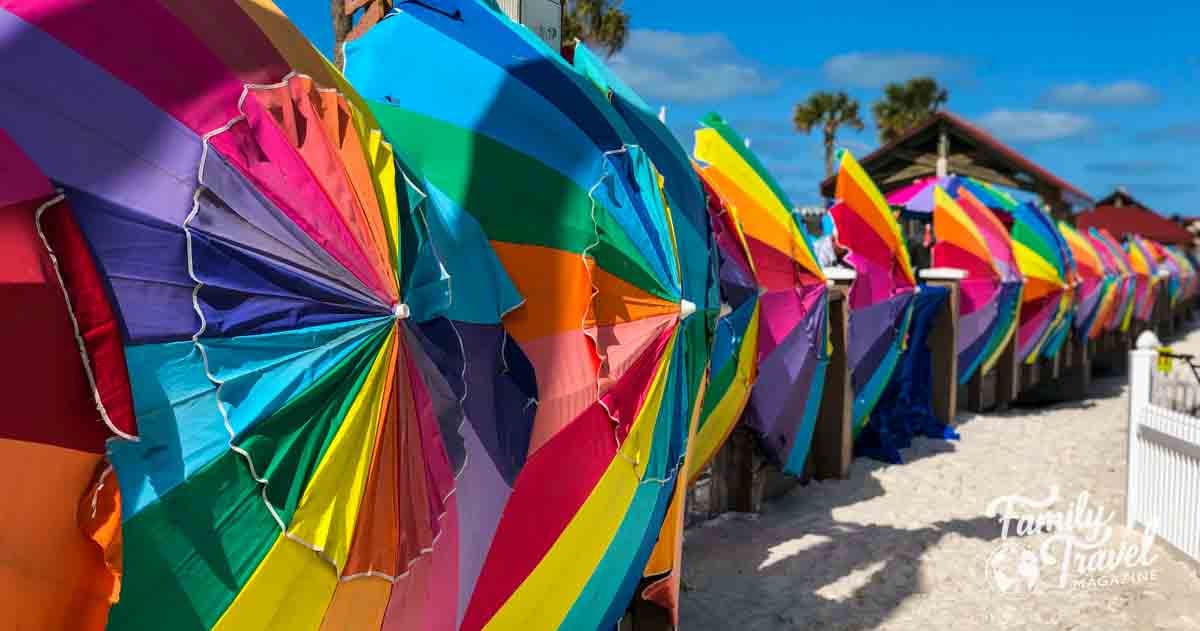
[1166,246,1198,303]
[1012,202,1072,363]
[3,2,541,630]
[569,40,723,624]
[346,3,707,628]
[887,174,1020,218]
[932,187,1022,383]
[1126,235,1161,322]
[1088,228,1136,332]
[693,113,830,476]
[1059,222,1112,340]
[958,178,1022,216]
[886,175,952,215]
[568,42,720,479]
[1144,239,1183,308]
[688,173,761,478]
[1052,225,1082,354]
[828,150,916,431]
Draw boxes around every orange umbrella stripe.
[492,241,679,342]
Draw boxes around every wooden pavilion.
[819,111,1093,220]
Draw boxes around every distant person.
[804,213,838,267]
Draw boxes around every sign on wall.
[521,0,563,50]
[497,0,563,50]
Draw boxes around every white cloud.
[823,52,964,88]
[608,29,779,102]
[977,109,1094,142]
[1042,81,1159,107]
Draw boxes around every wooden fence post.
[995,330,1019,409]
[967,313,1019,412]
[965,366,984,412]
[710,425,764,514]
[919,268,964,427]
[812,271,854,480]
[1154,272,1172,339]
[1019,356,1036,394]
[1060,332,1092,400]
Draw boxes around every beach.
[680,327,1200,630]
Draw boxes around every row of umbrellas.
[2,1,1194,629]
[0,1,916,629]
[890,174,1197,386]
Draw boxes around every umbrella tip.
[680,299,697,320]
[393,303,410,320]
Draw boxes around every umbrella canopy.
[1059,221,1111,340]
[1166,246,1198,303]
[1181,248,1197,300]
[569,40,722,624]
[568,43,719,476]
[1012,202,1073,363]
[1088,228,1137,333]
[689,174,761,477]
[1126,235,1161,322]
[828,150,916,431]
[933,187,1022,383]
[3,2,541,630]
[346,4,704,629]
[958,178,1022,214]
[1050,223,1082,356]
[693,113,829,476]
[1158,245,1182,307]
[570,40,654,113]
[886,175,953,215]
[1144,239,1183,308]
[0,130,125,630]
[886,174,1021,217]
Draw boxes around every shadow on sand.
[676,365,1143,631]
[679,433,1004,631]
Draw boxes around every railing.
[1149,347,1200,415]
[1127,331,1200,563]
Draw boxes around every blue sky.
[278,0,1200,214]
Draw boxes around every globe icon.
[986,541,1041,594]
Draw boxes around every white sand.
[680,327,1200,630]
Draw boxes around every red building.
[1075,188,1193,246]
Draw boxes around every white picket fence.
[1127,331,1200,563]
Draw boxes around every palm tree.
[793,91,865,179]
[871,77,948,144]
[332,0,392,69]
[563,0,630,58]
